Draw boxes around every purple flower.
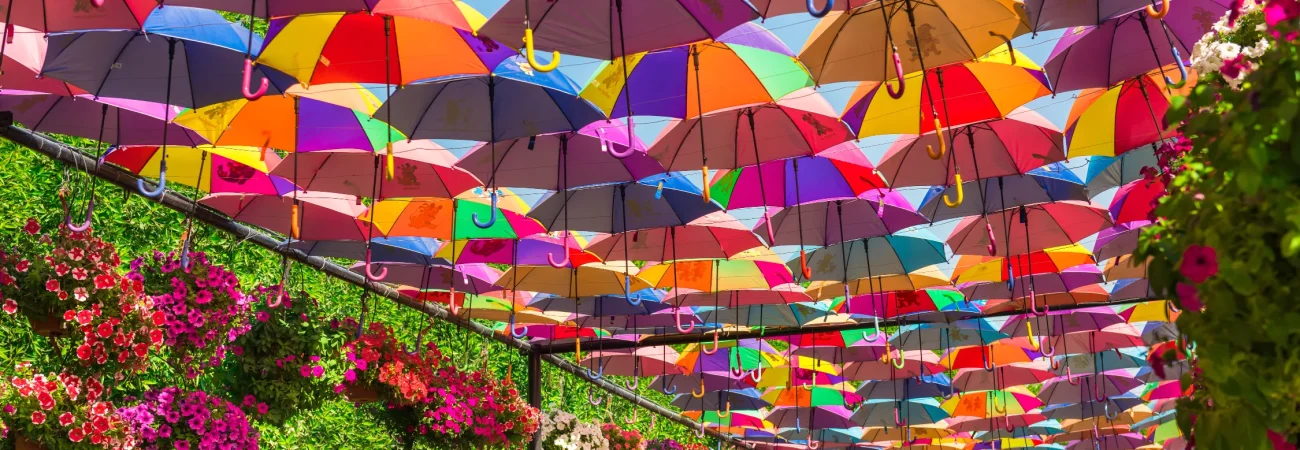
[174,440,191,450]
[255,311,269,322]
[311,366,324,378]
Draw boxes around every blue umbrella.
[798,231,949,282]
[288,237,449,266]
[856,374,954,400]
[1083,146,1158,196]
[671,388,771,412]
[918,171,1087,223]
[527,179,721,234]
[41,6,295,109]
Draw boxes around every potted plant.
[406,366,540,449]
[116,387,259,450]
[129,251,252,378]
[600,422,645,450]
[537,409,608,450]
[336,320,440,407]
[226,285,350,424]
[645,439,686,450]
[0,362,132,449]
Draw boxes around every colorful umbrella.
[798,233,948,282]
[696,304,803,328]
[579,346,683,377]
[767,406,855,430]
[947,202,1113,257]
[918,174,1088,223]
[665,286,812,307]
[953,363,1056,391]
[878,110,1066,189]
[455,120,663,190]
[0,24,85,95]
[856,374,955,400]
[652,373,753,394]
[941,387,1044,418]
[952,244,1097,286]
[682,410,770,429]
[672,388,770,412]
[435,235,598,267]
[104,145,294,195]
[1094,221,1153,261]
[841,350,945,381]
[762,385,862,408]
[941,342,1037,370]
[1042,398,1145,421]
[199,191,375,241]
[1084,146,1158,195]
[498,263,650,297]
[584,211,764,261]
[288,237,446,266]
[889,321,1009,351]
[1104,255,1149,281]
[1024,0,1156,31]
[845,289,968,320]
[364,197,546,240]
[0,94,206,146]
[639,259,795,293]
[710,148,887,210]
[528,180,721,234]
[851,398,951,427]
[959,266,1104,301]
[1109,179,1165,224]
[173,94,399,153]
[0,0,153,34]
[526,290,666,316]
[805,267,952,300]
[271,142,480,200]
[756,190,929,248]
[347,263,500,293]
[1064,69,1186,158]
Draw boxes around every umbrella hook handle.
[863,315,882,342]
[905,426,918,445]
[242,57,268,101]
[585,359,603,380]
[1066,366,1080,385]
[695,422,706,438]
[654,180,664,199]
[1104,398,1120,420]
[179,227,194,270]
[730,351,745,377]
[1026,321,1039,351]
[624,375,638,390]
[749,366,764,383]
[364,248,388,281]
[137,160,167,198]
[472,190,498,229]
[893,406,901,427]
[608,125,637,159]
[67,197,95,232]
[981,343,994,372]
[1167,298,1182,314]
[1092,375,1106,402]
[523,26,560,72]
[625,278,642,306]
[885,47,905,99]
[807,440,820,450]
[806,0,833,17]
[1165,47,1188,88]
[1146,0,1170,19]
[988,32,1015,65]
[718,400,731,418]
[508,313,528,338]
[799,249,812,280]
[925,116,945,160]
[625,405,638,424]
[1040,334,1057,358]
[703,332,721,355]
[1004,416,1015,432]
[587,386,603,405]
[1029,288,1044,315]
[289,203,301,240]
[675,308,696,333]
[761,208,776,245]
[692,379,706,398]
[986,222,997,256]
[890,346,906,370]
[662,376,677,395]
[547,231,571,268]
[701,165,711,204]
[942,173,963,208]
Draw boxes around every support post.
[528,351,543,450]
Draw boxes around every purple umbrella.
[1040,372,1144,405]
[456,120,664,190]
[1043,0,1230,93]
[755,190,927,248]
[1094,220,1152,261]
[0,93,206,146]
[346,262,501,294]
[527,293,671,316]
[960,265,1104,301]
[710,145,888,210]
[1025,0,1156,32]
[767,406,855,430]
[528,181,721,234]
[580,347,683,377]
[1108,278,1155,301]
[1002,307,1126,338]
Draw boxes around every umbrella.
[161,0,483,25]
[1084,145,1158,194]
[778,428,864,446]
[889,321,1009,351]
[941,342,1037,370]
[856,374,955,400]
[526,291,666,316]
[1044,1,1226,93]
[861,425,956,442]
[271,142,480,200]
[639,260,795,292]
[806,267,952,300]
[762,385,862,408]
[498,263,650,297]
[0,94,206,146]
[347,262,500,293]
[528,180,721,234]
[798,232,948,282]
[365,197,546,240]
[710,148,887,210]
[918,174,1088,223]
[959,266,1104,301]
[287,237,446,266]
[256,12,512,86]
[756,190,929,248]
[841,350,945,381]
[200,191,375,241]
[1104,255,1149,281]
[579,346,683,377]
[104,145,294,195]
[878,110,1066,189]
[665,286,812,307]
[841,46,1050,139]
[767,406,855,430]
[940,387,1044,418]
[1042,398,1145,421]
[696,304,803,328]
[0,0,152,34]
[1040,373,1144,405]
[652,373,753,394]
[455,120,663,190]
[952,363,1056,391]
[1064,433,1149,449]
[1024,0,1157,31]
[585,211,764,261]
[1109,179,1165,224]
[173,94,400,153]
[0,24,84,95]
[436,235,599,268]
[947,202,1113,257]
[948,414,1051,434]
[799,0,1028,85]
[1051,352,1147,377]
[952,244,1097,286]
[1065,69,1187,159]
[40,6,295,108]
[683,410,770,429]
[846,289,969,320]
[1094,221,1153,261]
[672,388,770,412]
[478,0,758,60]
[851,398,951,427]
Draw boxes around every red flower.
[58,412,75,426]
[38,392,54,410]
[93,275,114,290]
[3,299,16,315]
[1180,245,1219,283]
[151,311,165,326]
[68,248,84,261]
[76,311,94,326]
[45,279,61,292]
[95,323,113,339]
[23,218,41,235]
[68,428,84,442]
[92,416,109,433]
[70,267,88,281]
[15,260,29,272]
[133,343,149,358]
[90,401,108,416]
[149,329,163,344]
[30,411,45,425]
[54,263,70,277]
[76,344,92,361]
[63,310,75,321]
[57,290,68,301]
[1176,283,1204,312]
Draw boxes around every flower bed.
[601,422,645,450]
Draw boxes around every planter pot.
[14,432,45,450]
[28,316,64,338]
[344,383,380,404]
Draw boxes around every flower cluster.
[600,423,645,450]
[336,320,441,406]
[645,439,686,450]
[227,286,350,424]
[1191,0,1272,89]
[129,251,251,377]
[0,363,131,449]
[538,409,607,450]
[1175,244,1219,312]
[116,387,259,450]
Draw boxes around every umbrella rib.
[402,79,464,141]
[87,32,136,102]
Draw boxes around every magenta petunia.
[1176,283,1204,312]
[1180,245,1219,283]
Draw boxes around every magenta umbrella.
[455,120,665,190]
[1094,220,1152,261]
[585,212,764,261]
[1065,434,1149,450]
[0,93,206,146]
[755,190,927,248]
[947,201,1113,257]
[1043,0,1230,93]
[664,285,812,307]
[959,265,1104,301]
[953,363,1056,391]
[346,263,501,294]
[272,142,481,200]
[1024,0,1156,31]
[878,110,1066,188]
[199,191,377,241]
[709,145,887,210]
[842,351,944,381]
[0,24,82,95]
[579,347,683,378]
[1037,327,1147,354]
[1040,372,1144,405]
[767,406,855,430]
[0,0,153,34]
[1110,179,1165,224]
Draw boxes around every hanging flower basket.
[13,432,45,450]
[25,315,63,338]
[342,383,380,405]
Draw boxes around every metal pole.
[528,351,543,450]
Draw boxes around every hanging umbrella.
[1084,145,1159,194]
[256,12,511,86]
[952,244,1096,286]
[856,374,955,400]
[799,0,1027,85]
[762,385,862,408]
[652,373,753,394]
[1109,179,1165,224]
[1065,69,1188,159]
[347,262,500,293]
[579,346,683,377]
[1094,221,1153,261]
[498,263,650,297]
[851,398,951,427]
[878,110,1066,189]
[1040,373,1144,405]
[40,6,295,108]
[1024,0,1158,31]
[682,410,770,429]
[200,191,375,241]
[1042,398,1145,421]
[845,289,968,320]
[639,259,795,292]
[173,94,400,153]
[364,197,546,240]
[947,414,1051,434]
[0,94,206,146]
[806,267,952,300]
[435,235,599,267]
[947,201,1113,257]
[271,142,480,200]
[527,291,667,316]
[0,0,153,35]
[941,342,1037,370]
[710,148,887,210]
[778,428,865,446]
[979,284,1113,315]
[1003,307,1127,338]
[161,0,484,25]
[104,145,294,195]
[952,363,1056,391]
[1104,255,1149,281]
[767,406,855,430]
[918,173,1088,223]
[959,266,1104,301]
[570,307,706,332]
[0,24,84,95]
[889,321,1009,351]
[665,285,812,307]
[455,120,663,190]
[529,180,721,234]
[585,211,764,261]
[288,237,446,266]
[756,190,928,248]
[696,304,803,328]
[841,46,1049,140]
[940,387,1044,418]
[1044,1,1225,93]
[672,388,770,412]
[1064,433,1149,449]
[478,0,758,61]
[841,350,945,380]
[861,425,956,442]
[1051,352,1146,377]
[798,232,948,282]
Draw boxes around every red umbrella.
[199,191,377,241]
[947,201,1113,257]
[1109,179,1165,224]
[878,110,1066,189]
[272,142,481,200]
[584,212,764,261]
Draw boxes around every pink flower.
[255,311,269,322]
[71,267,88,281]
[31,411,45,425]
[73,287,89,302]
[1177,283,1204,312]
[23,219,39,235]
[1180,245,1219,283]
[45,279,60,292]
[1265,0,1300,28]
[59,412,75,426]
[15,260,29,273]
[68,427,85,442]
[256,403,268,415]
[2,299,15,315]
[1220,55,1252,79]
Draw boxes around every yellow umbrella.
[1120,300,1180,324]
[638,259,793,292]
[1064,65,1197,158]
[103,145,290,195]
[952,244,1095,285]
[497,263,650,297]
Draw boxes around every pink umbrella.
[272,142,481,200]
[664,284,812,307]
[456,121,665,190]
[842,351,945,381]
[979,284,1113,315]
[200,191,376,241]
[767,406,855,430]
[1040,372,1144,405]
[652,373,751,394]
[947,201,1113,257]
[647,89,854,183]
[953,363,1056,391]
[0,94,206,146]
[585,212,764,261]
[946,414,1049,433]
[749,0,871,17]
[959,265,1104,301]
[569,309,704,332]
[579,347,683,378]
[0,0,153,34]
[1036,327,1147,354]
[0,24,83,95]
[879,110,1066,189]
[754,190,928,248]
[439,235,598,267]
[1094,220,1152,261]
[709,145,887,210]
[347,263,501,294]
[1110,179,1164,224]
[1003,307,1127,337]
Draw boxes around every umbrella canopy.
[0,94,207,146]
[200,191,375,241]
[288,237,446,266]
[640,259,795,292]
[940,387,1044,418]
[952,244,1097,285]
[918,174,1088,223]
[665,286,812,307]
[455,120,663,190]
[41,6,295,108]
[104,145,294,195]
[1024,0,1154,31]
[889,322,1010,351]
[710,148,887,210]
[841,47,1049,139]
[174,94,400,153]
[756,190,929,248]
[498,263,650,297]
[947,201,1113,257]
[652,373,754,394]
[762,385,862,408]
[256,12,512,86]
[436,235,599,267]
[807,267,953,300]
[952,363,1056,391]
[585,211,764,261]
[856,374,955,400]
[697,304,803,328]
[365,197,546,240]
[799,233,949,282]
[374,56,605,142]
[1040,373,1144,405]
[960,266,1104,301]
[799,0,1028,85]
[579,346,683,377]
[478,0,759,59]
[528,180,721,234]
[0,0,153,33]
[0,25,85,95]
[526,290,667,316]
[672,388,770,412]
[1084,146,1158,195]
[1109,179,1165,224]
[271,142,480,200]
[1042,397,1145,421]
[1094,221,1153,261]
[941,342,1037,370]
[841,350,945,381]
[1065,69,1185,158]
[348,263,500,293]
[851,398,951,427]
[846,289,968,320]
[879,110,1067,188]
[767,406,855,430]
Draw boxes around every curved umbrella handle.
[988,32,1015,65]
[942,174,963,208]
[588,387,604,405]
[364,248,388,281]
[1026,321,1039,351]
[1104,398,1120,420]
[701,166,711,203]
[905,426,918,445]
[1167,298,1183,313]
[749,367,764,383]
[624,375,638,390]
[179,230,193,270]
[692,379,706,398]
[548,231,571,268]
[926,118,945,160]
[695,423,706,438]
[625,407,638,424]
[1030,288,1046,316]
[1146,0,1170,18]
[730,364,745,378]
[586,360,604,380]
[876,190,887,219]
[986,223,997,256]
[890,347,906,370]
[523,28,560,72]
[863,315,882,342]
[992,394,1007,414]
[137,162,167,198]
[799,249,812,280]
[1004,417,1016,432]
[885,49,905,99]
[655,180,664,200]
[806,0,833,17]
[662,376,677,395]
[608,137,637,159]
[509,313,528,338]
[625,278,642,306]
[448,288,461,316]
[473,191,498,229]
[1093,376,1106,402]
[384,143,396,181]
[718,401,731,418]
[675,308,696,333]
[242,58,268,101]
[290,203,301,240]
[67,197,95,232]
[894,407,901,427]
[1165,47,1188,88]
[1041,334,1057,357]
[1050,355,1061,370]
[982,345,995,371]
[1066,366,1080,385]
[702,332,721,355]
[762,209,776,245]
